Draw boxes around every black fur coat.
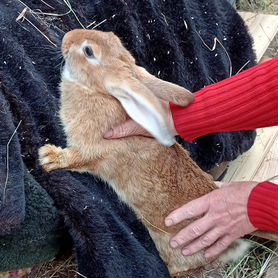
[0,0,256,277]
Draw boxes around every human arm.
[104,58,278,141]
[171,57,278,142]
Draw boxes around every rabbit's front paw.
[39,144,65,172]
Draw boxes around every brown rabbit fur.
[39,29,249,275]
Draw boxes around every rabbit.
[39,29,249,276]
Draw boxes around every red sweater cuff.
[170,58,278,143]
[248,182,278,232]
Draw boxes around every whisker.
[59,60,65,74]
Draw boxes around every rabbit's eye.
[83,46,95,58]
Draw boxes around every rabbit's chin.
[62,64,74,82]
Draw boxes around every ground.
[237,0,278,58]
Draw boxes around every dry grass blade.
[238,0,278,15]
[161,12,169,26]
[62,0,85,29]
[257,253,273,277]
[72,270,88,278]
[30,255,76,278]
[91,19,107,30]
[247,239,278,257]
[141,215,169,235]
[16,8,58,47]
[224,239,278,278]
[16,0,30,8]
[195,31,233,77]
[183,19,188,30]
[208,76,217,84]
[225,249,257,277]
[2,120,22,203]
[40,0,55,9]
[236,60,250,74]
[86,21,96,28]
[33,9,71,17]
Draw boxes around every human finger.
[104,119,151,139]
[165,194,209,227]
[181,227,223,256]
[204,236,233,258]
[169,215,214,249]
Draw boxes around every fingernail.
[104,130,113,139]
[165,218,173,226]
[170,240,179,248]
[182,249,191,256]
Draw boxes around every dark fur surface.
[0,0,256,276]
[0,168,64,271]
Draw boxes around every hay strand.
[62,0,85,29]
[195,31,233,77]
[2,120,22,203]
[16,8,58,47]
[91,19,107,30]
[236,60,251,74]
[40,0,55,9]
[141,215,170,235]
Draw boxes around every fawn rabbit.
[39,29,249,276]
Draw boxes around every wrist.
[236,182,258,230]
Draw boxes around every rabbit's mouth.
[61,63,93,93]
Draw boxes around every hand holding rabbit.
[104,100,178,139]
[165,181,257,258]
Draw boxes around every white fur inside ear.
[108,85,176,147]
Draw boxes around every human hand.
[165,181,258,258]
[104,101,178,139]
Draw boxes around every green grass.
[222,239,278,278]
[237,0,277,14]
[238,0,278,58]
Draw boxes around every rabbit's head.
[61,29,194,146]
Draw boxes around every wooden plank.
[238,12,278,61]
[252,231,278,242]
[223,127,278,182]
[253,130,278,183]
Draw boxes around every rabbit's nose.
[61,33,72,56]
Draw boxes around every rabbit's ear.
[105,77,176,147]
[136,66,194,106]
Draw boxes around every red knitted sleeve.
[170,58,278,143]
[248,182,278,232]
